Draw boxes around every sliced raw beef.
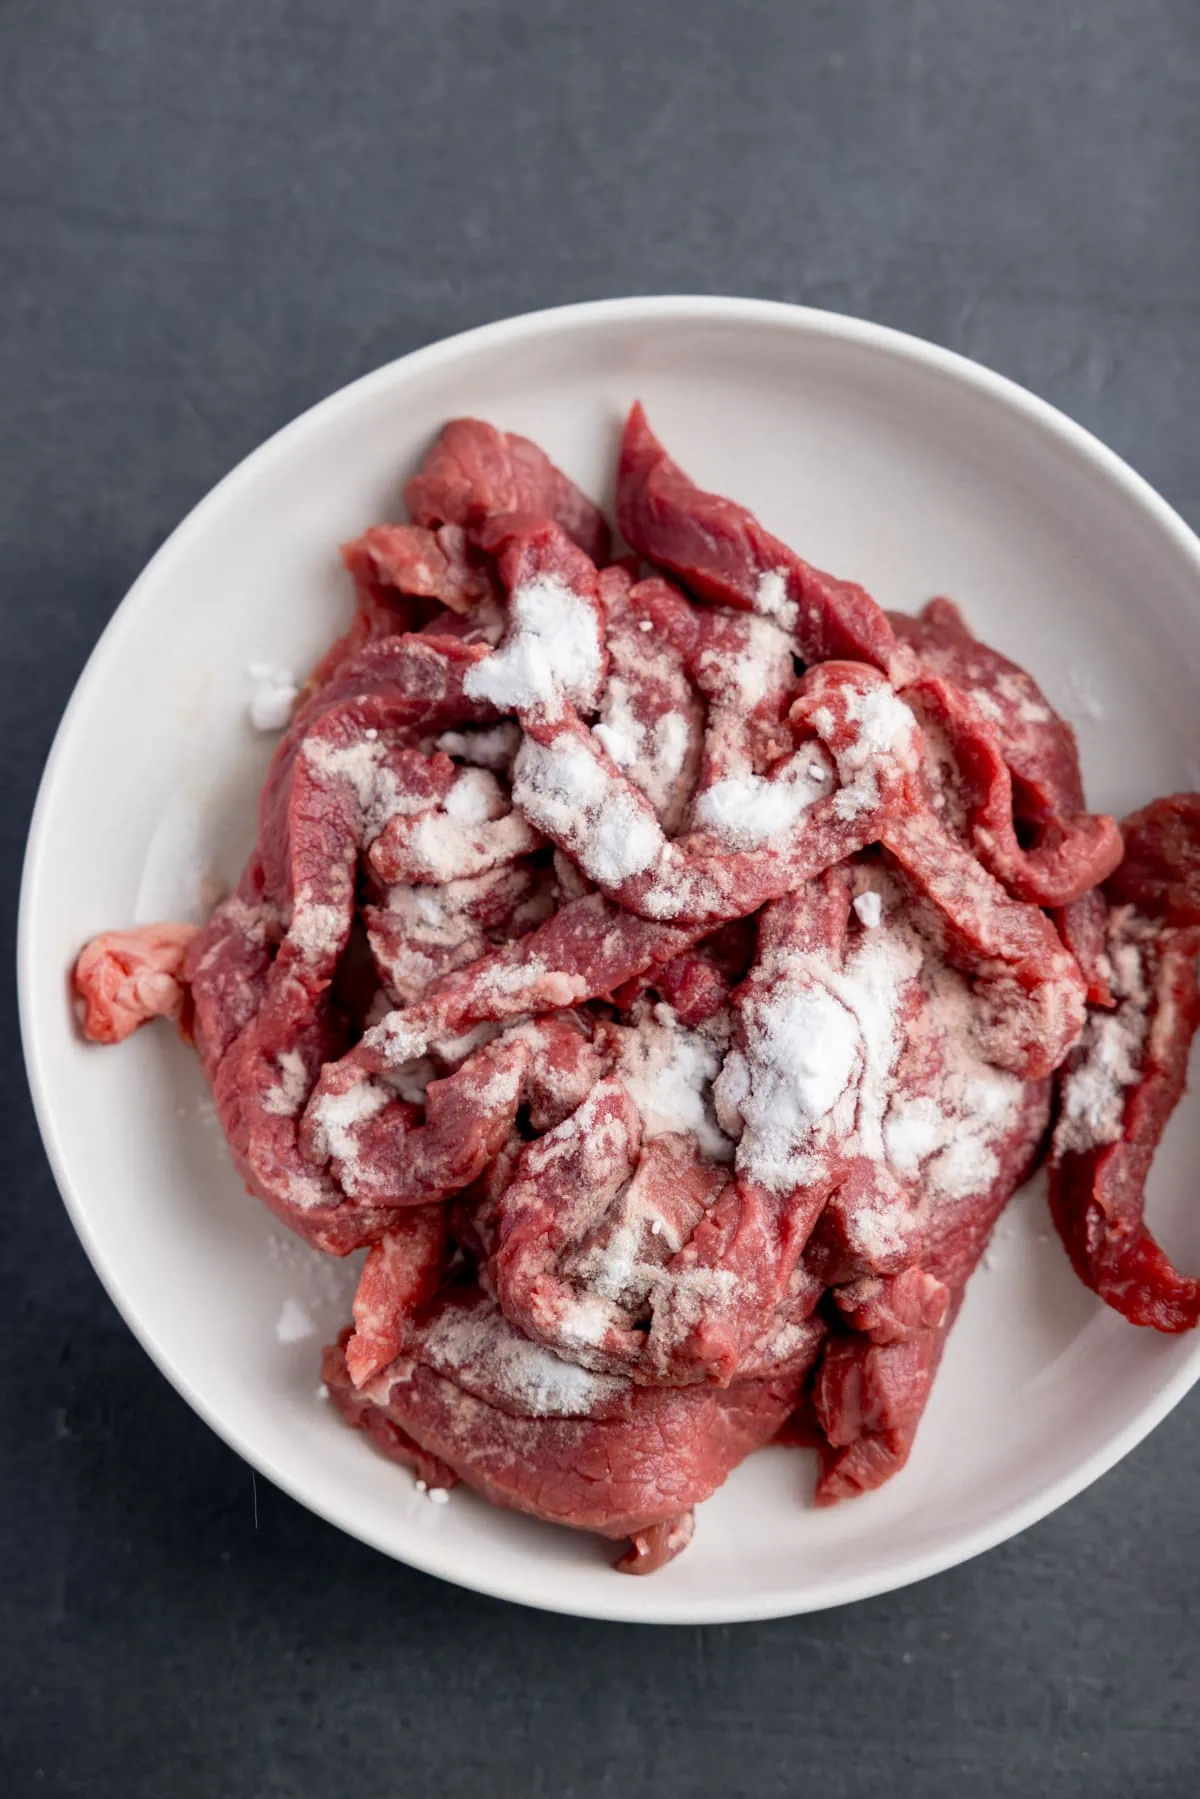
[1049,796,1200,1331]
[891,599,1122,907]
[615,402,914,684]
[326,1285,822,1571]
[812,1075,1050,1501]
[405,418,611,566]
[74,406,1200,1573]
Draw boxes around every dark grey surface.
[3,3,1199,1794]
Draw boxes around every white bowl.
[19,297,1200,1624]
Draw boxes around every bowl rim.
[18,293,1200,1624]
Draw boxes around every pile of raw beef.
[75,405,1200,1573]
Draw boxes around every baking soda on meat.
[73,407,1200,1570]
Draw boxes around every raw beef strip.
[484,1035,769,1386]
[891,598,1121,906]
[342,522,495,616]
[326,1286,822,1572]
[880,808,1086,1079]
[74,922,199,1044]
[365,861,545,1007]
[322,1334,459,1491]
[615,401,915,684]
[1105,792,1200,926]
[75,404,1156,1570]
[344,1206,450,1387]
[1053,888,1116,1008]
[1049,795,1200,1331]
[183,637,504,1251]
[512,657,922,927]
[590,575,704,833]
[812,1076,1051,1502]
[405,418,611,566]
[902,667,1122,906]
[297,524,489,703]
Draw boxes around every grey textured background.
[3,3,1199,1795]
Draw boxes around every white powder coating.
[994,668,1053,725]
[514,732,664,887]
[248,663,298,732]
[853,891,883,929]
[306,1079,391,1188]
[274,1297,316,1344]
[704,615,794,710]
[1055,926,1149,1154]
[443,767,506,824]
[363,1008,427,1066]
[426,1487,451,1505]
[420,1300,627,1416]
[718,908,1025,1201]
[969,688,1005,726]
[462,573,602,714]
[635,858,725,923]
[476,956,579,1004]
[434,721,522,769]
[717,984,862,1191]
[833,768,880,821]
[842,683,919,765]
[262,1048,310,1117]
[591,679,690,818]
[820,682,918,825]
[842,1202,910,1267]
[824,933,926,1163]
[883,963,1026,1198]
[304,737,385,809]
[387,1056,438,1106]
[556,1136,741,1356]
[754,567,799,631]
[284,1166,342,1212]
[401,806,540,885]
[303,736,429,845]
[615,1005,733,1163]
[287,899,348,963]
[693,752,831,850]
[882,1096,942,1172]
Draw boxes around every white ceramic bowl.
[19,297,1200,1624]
